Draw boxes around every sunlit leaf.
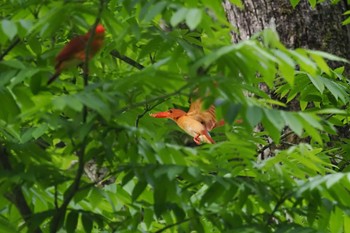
[186,8,202,30]
[171,8,188,27]
[1,19,17,40]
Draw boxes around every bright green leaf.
[171,8,188,27]
[1,19,17,40]
[186,8,202,30]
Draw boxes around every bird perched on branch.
[47,24,105,85]
[150,99,224,145]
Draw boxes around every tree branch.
[0,145,43,233]
[82,0,104,122]
[0,38,20,61]
[266,192,292,226]
[50,141,86,232]
[116,83,191,115]
[155,217,191,233]
[50,1,105,231]
[135,100,165,127]
[110,50,145,70]
[257,130,295,155]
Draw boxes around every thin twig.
[155,218,191,233]
[135,100,165,127]
[0,38,20,61]
[257,130,294,155]
[117,83,191,115]
[266,192,292,226]
[110,50,145,70]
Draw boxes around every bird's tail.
[47,71,61,85]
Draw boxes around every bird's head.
[150,109,186,121]
[85,24,105,39]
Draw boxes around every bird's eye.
[169,110,173,113]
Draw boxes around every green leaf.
[19,19,32,34]
[229,0,243,8]
[66,211,79,233]
[28,36,42,55]
[309,53,331,76]
[307,50,349,63]
[246,106,263,127]
[298,113,322,130]
[315,108,347,115]
[81,214,93,233]
[329,207,343,233]
[0,218,17,233]
[0,89,20,123]
[281,111,303,136]
[143,1,167,22]
[1,19,17,40]
[224,103,241,124]
[0,59,26,69]
[290,0,301,8]
[273,49,295,86]
[343,16,350,25]
[76,92,111,121]
[262,115,281,143]
[200,182,225,206]
[170,8,188,27]
[263,109,285,132]
[186,8,202,30]
[192,44,235,70]
[290,49,318,76]
[308,0,316,8]
[322,77,348,103]
[345,214,350,233]
[132,181,148,201]
[325,173,344,188]
[32,124,48,139]
[307,74,324,94]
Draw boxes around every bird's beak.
[150,112,170,118]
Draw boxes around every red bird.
[48,24,105,84]
[150,99,224,144]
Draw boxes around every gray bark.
[223,0,350,62]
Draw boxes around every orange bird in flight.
[48,24,105,84]
[150,99,224,144]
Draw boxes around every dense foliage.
[1,0,350,232]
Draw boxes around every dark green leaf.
[81,214,93,233]
[66,211,79,233]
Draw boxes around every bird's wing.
[55,35,87,65]
[187,99,217,131]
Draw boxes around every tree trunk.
[222,0,350,158]
[223,0,350,62]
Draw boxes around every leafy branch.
[0,145,43,233]
[135,100,165,127]
[50,139,87,232]
[116,83,191,114]
[50,1,105,231]
[0,37,20,61]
